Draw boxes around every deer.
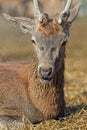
[0,0,80,127]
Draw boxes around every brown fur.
[38,21,61,36]
[0,109,24,117]
[29,58,65,120]
[0,58,65,123]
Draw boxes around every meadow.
[0,15,87,129]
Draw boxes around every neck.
[28,56,65,121]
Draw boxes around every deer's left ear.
[54,0,81,29]
[68,2,81,24]
[3,13,35,34]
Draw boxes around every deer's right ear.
[3,13,35,34]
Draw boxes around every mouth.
[40,77,53,84]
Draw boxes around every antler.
[33,0,48,23]
[55,0,72,24]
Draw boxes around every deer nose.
[40,68,52,78]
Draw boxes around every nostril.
[40,68,52,78]
[47,68,52,76]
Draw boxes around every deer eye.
[32,40,36,45]
[62,41,66,46]
[51,48,56,52]
[40,46,44,51]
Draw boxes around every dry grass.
[0,15,87,129]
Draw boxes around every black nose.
[40,68,52,78]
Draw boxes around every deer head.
[4,0,81,84]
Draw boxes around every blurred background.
[0,0,87,78]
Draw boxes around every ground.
[0,15,87,130]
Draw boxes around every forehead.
[38,21,61,36]
[33,21,65,46]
